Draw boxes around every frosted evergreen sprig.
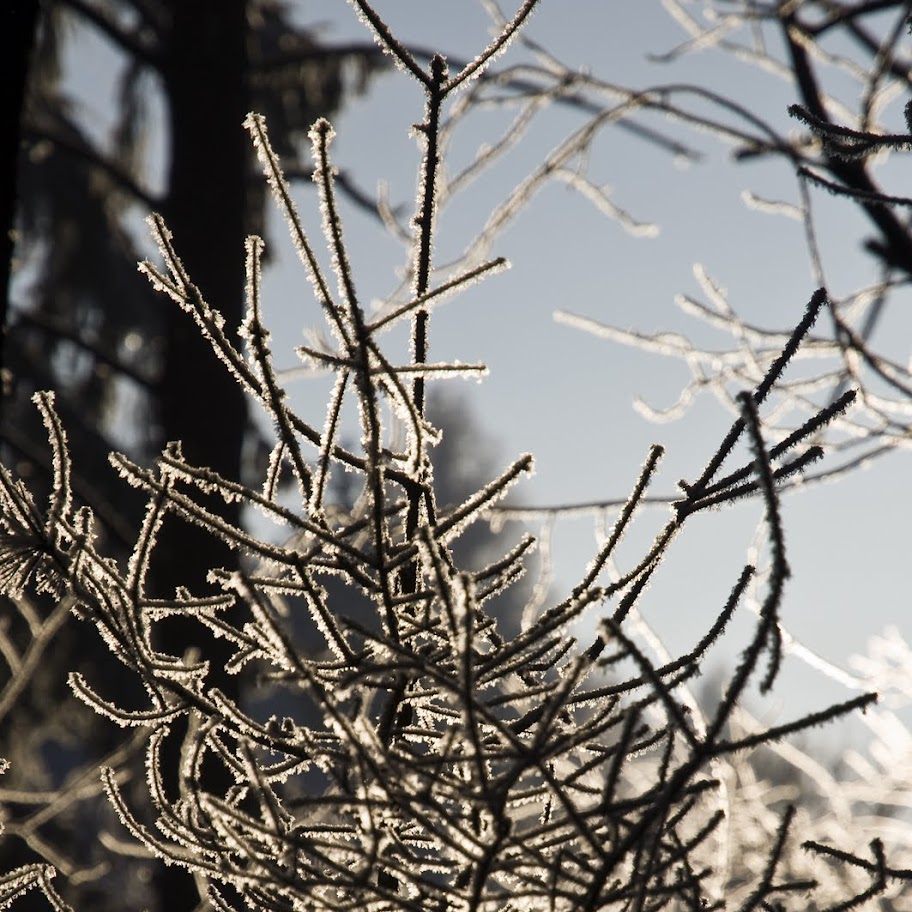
[804,837,911,910]
[682,287,828,501]
[677,386,856,515]
[737,390,787,695]
[0,863,73,912]
[241,234,314,507]
[798,166,912,208]
[2,2,901,908]
[788,103,912,159]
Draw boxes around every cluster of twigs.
[1,2,909,910]
[538,1,912,491]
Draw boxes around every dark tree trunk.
[157,0,249,593]
[153,3,251,907]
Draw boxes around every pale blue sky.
[61,2,912,732]
[278,3,912,722]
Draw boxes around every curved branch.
[24,125,160,210]
[782,15,912,279]
[56,0,161,69]
[9,311,154,390]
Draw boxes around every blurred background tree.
[1,8,540,908]
[1,3,383,908]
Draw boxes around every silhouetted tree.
[2,3,382,908]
